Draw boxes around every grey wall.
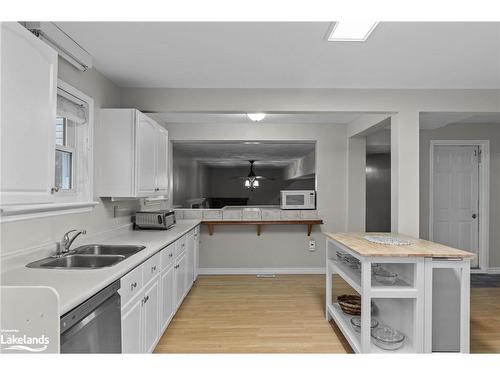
[366,153,391,232]
[163,122,346,270]
[172,151,209,207]
[205,165,314,206]
[420,123,500,268]
[0,58,140,258]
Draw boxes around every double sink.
[26,244,146,269]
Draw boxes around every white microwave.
[280,190,316,210]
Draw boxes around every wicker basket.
[337,294,362,315]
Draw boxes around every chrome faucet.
[56,229,87,256]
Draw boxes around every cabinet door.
[142,277,160,353]
[155,126,169,194]
[0,22,57,204]
[186,230,195,289]
[160,265,174,332]
[174,253,187,310]
[135,113,157,196]
[121,296,142,353]
[194,226,200,280]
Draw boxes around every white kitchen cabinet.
[99,108,169,198]
[142,276,160,353]
[159,264,175,332]
[120,228,198,353]
[136,115,158,196]
[0,22,58,205]
[121,275,160,354]
[155,127,169,194]
[186,230,195,289]
[174,253,187,310]
[121,294,143,353]
[194,226,200,280]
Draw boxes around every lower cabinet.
[174,252,187,311]
[142,277,160,353]
[120,225,200,353]
[160,264,174,332]
[121,295,142,353]
[121,275,160,353]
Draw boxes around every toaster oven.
[134,210,176,229]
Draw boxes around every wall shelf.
[201,220,323,236]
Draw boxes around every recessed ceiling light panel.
[328,21,378,42]
[247,113,266,122]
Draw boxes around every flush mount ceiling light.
[328,21,378,42]
[247,113,266,122]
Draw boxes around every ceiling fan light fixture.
[247,113,266,122]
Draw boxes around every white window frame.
[0,80,98,222]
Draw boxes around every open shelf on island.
[327,302,414,353]
[328,258,418,297]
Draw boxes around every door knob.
[472,213,477,219]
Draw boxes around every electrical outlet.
[308,239,316,252]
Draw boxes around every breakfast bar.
[324,232,475,353]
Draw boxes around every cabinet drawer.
[143,252,161,285]
[120,264,144,307]
[160,243,175,270]
[175,235,186,257]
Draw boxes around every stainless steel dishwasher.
[60,280,121,353]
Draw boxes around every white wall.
[0,58,140,259]
[420,123,500,268]
[163,122,346,270]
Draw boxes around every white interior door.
[432,145,479,268]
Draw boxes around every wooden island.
[324,232,475,353]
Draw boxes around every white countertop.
[0,220,201,315]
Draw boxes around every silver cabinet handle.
[51,186,60,194]
[169,253,173,258]
[131,282,137,291]
[142,295,149,304]
[152,265,157,272]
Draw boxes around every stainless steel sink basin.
[26,244,146,269]
[73,244,145,257]
[27,254,125,269]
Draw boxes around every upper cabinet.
[0,22,58,205]
[99,109,169,198]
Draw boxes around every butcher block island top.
[324,232,476,258]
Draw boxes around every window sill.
[0,201,99,223]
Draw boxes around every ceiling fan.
[234,160,275,191]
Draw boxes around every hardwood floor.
[154,275,500,353]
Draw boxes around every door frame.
[429,140,490,273]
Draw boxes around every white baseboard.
[198,267,326,275]
[487,267,500,274]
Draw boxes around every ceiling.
[173,142,315,167]
[152,112,364,125]
[420,112,500,129]
[56,22,500,89]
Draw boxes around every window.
[55,117,74,190]
[52,85,89,201]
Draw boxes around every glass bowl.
[373,268,398,285]
[371,326,405,350]
[350,316,379,333]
